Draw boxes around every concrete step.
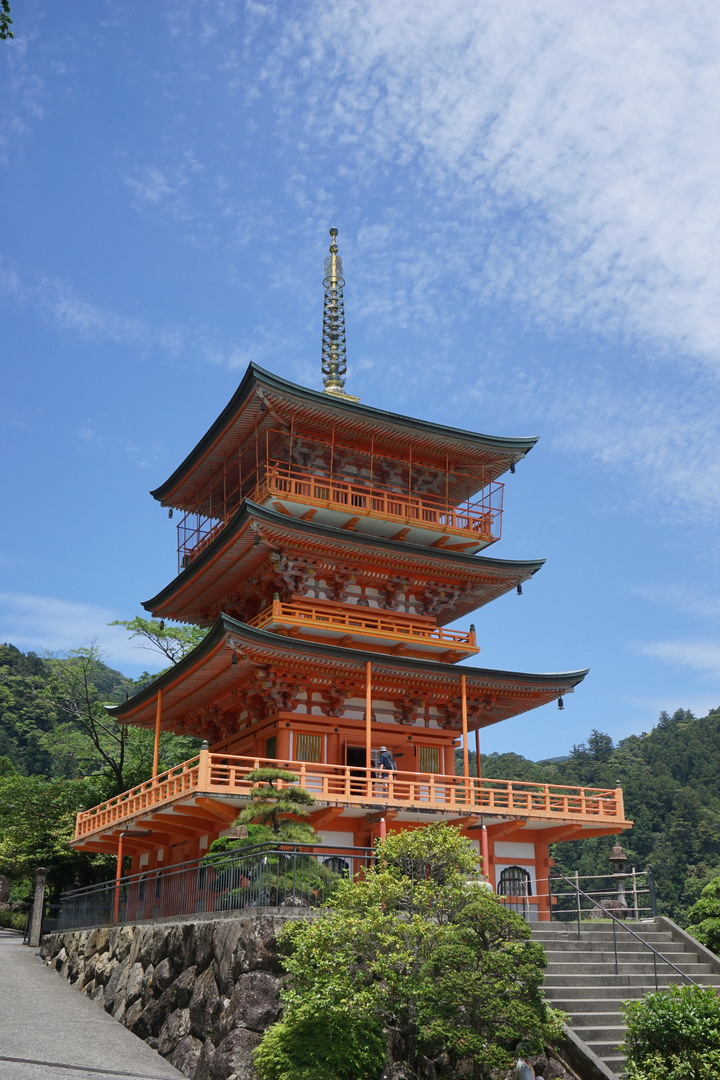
[542,939,689,954]
[585,1039,627,1059]
[545,960,712,976]
[543,972,720,987]
[573,1024,626,1042]
[532,918,718,1078]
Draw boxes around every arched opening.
[497,865,532,896]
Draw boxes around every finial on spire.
[321,228,359,401]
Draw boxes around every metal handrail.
[57,843,375,931]
[550,870,695,991]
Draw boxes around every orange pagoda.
[73,229,629,919]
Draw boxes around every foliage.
[0,910,27,931]
[0,1,12,40]
[686,875,720,955]
[233,767,316,835]
[621,984,720,1080]
[0,770,112,898]
[462,707,720,923]
[108,616,207,670]
[255,825,561,1080]
[208,821,318,856]
[254,1002,386,1080]
[0,639,199,899]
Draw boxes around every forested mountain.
[0,638,199,899]
[462,710,720,921]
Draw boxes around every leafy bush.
[254,824,562,1080]
[686,876,720,955]
[254,1004,386,1080]
[0,909,28,930]
[623,1049,720,1080]
[622,984,720,1080]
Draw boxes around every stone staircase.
[532,920,720,1078]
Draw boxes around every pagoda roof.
[150,363,538,508]
[109,614,587,739]
[144,500,545,626]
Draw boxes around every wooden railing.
[74,751,626,839]
[177,461,503,567]
[250,599,478,652]
[256,463,502,540]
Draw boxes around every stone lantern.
[609,843,628,908]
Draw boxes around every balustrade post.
[197,740,211,790]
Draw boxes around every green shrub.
[253,1004,386,1080]
[623,1049,720,1080]
[622,984,720,1079]
[0,909,28,930]
[686,876,720,955]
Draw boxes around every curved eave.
[150,363,538,505]
[143,500,545,625]
[108,614,587,734]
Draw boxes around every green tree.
[622,984,720,1080]
[39,643,198,797]
[254,825,562,1080]
[0,771,111,898]
[686,875,720,955]
[0,1,12,40]
[233,767,316,838]
[109,616,207,670]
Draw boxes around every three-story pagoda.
[73,230,629,919]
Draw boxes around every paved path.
[0,929,185,1080]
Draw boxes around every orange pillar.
[152,688,163,779]
[480,824,490,882]
[460,675,470,801]
[474,728,481,780]
[365,661,372,795]
[113,832,125,923]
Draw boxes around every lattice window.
[418,746,441,773]
[497,866,532,896]
[296,733,322,762]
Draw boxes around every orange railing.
[177,461,503,568]
[74,751,626,840]
[257,463,501,539]
[250,599,478,653]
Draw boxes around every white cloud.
[0,593,167,673]
[0,261,254,370]
[266,0,720,367]
[632,583,720,620]
[636,639,720,680]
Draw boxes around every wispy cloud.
[636,639,720,680]
[632,583,720,620]
[273,0,720,367]
[0,593,167,673]
[0,260,278,370]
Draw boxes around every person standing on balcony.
[376,745,396,794]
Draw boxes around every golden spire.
[321,228,359,401]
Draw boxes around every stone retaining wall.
[41,914,576,1080]
[40,913,299,1080]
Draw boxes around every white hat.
[379,745,388,752]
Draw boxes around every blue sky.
[3,0,720,762]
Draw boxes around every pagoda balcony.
[255,463,502,550]
[74,750,627,845]
[177,462,503,568]
[249,597,479,660]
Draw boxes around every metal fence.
[495,867,656,922]
[57,844,375,931]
